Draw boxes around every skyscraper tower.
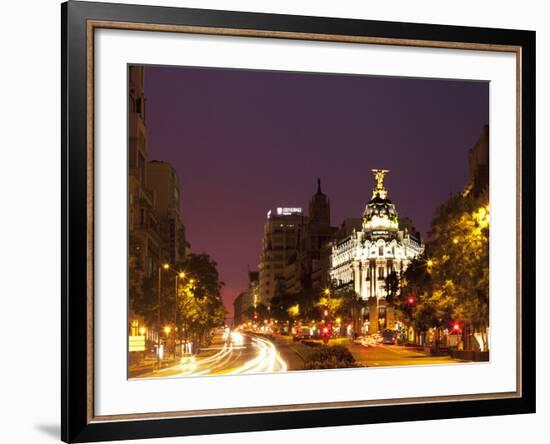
[308,178,331,227]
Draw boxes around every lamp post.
[163,266,193,357]
[322,287,331,343]
[174,271,185,356]
[156,263,170,370]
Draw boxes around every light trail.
[148,333,288,378]
[228,335,287,374]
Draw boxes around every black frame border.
[62,1,536,442]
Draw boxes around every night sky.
[143,65,488,316]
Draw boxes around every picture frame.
[61,1,536,442]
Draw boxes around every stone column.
[353,262,361,297]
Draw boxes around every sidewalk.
[128,355,180,378]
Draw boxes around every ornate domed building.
[329,169,424,334]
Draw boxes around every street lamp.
[162,266,194,357]
[156,263,170,370]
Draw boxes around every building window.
[378,267,385,279]
[378,246,384,256]
[366,267,371,281]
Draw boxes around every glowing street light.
[156,263,171,369]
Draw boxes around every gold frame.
[86,20,523,423]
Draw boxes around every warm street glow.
[163,325,172,335]
[288,304,300,317]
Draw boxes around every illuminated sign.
[129,335,146,352]
[276,207,302,216]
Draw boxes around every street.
[135,332,287,378]
[135,332,465,379]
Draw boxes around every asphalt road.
[348,342,465,367]
[135,332,288,378]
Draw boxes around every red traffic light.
[407,295,415,305]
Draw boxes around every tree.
[427,194,489,350]
[388,258,432,332]
[316,295,343,319]
[388,193,489,351]
[128,233,155,326]
[173,253,227,351]
[269,288,320,331]
[335,288,366,337]
[383,271,401,306]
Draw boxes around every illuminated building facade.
[258,208,304,304]
[258,181,338,303]
[330,170,424,333]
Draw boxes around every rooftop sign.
[277,207,302,216]
[267,207,303,218]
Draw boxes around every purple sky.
[143,65,488,316]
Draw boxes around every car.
[293,333,312,341]
[381,330,397,345]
